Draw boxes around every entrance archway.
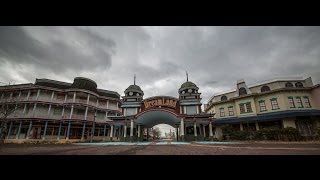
[135,109,181,141]
[135,109,181,128]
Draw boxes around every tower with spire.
[178,71,202,114]
[121,74,144,116]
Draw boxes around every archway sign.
[136,96,181,128]
[109,78,215,142]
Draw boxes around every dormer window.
[239,87,247,96]
[295,82,303,88]
[261,85,271,92]
[188,89,192,93]
[285,82,293,88]
[221,95,227,101]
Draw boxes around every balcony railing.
[37,97,51,102]
[53,99,65,103]
[70,114,86,120]
[88,101,97,106]
[74,99,88,104]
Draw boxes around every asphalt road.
[1,141,320,155]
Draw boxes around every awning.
[213,109,320,125]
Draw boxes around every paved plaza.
[1,141,320,155]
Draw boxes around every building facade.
[0,76,214,143]
[0,77,122,142]
[204,77,320,139]
[1,76,319,143]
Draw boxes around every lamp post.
[90,113,96,143]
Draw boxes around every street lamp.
[90,113,96,143]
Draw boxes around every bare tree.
[151,127,161,140]
[0,86,20,144]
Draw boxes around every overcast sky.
[1,26,320,107]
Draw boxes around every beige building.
[204,77,320,139]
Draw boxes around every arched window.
[239,87,247,96]
[295,82,303,87]
[261,85,271,92]
[285,82,293,88]
[221,95,227,101]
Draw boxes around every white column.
[50,91,55,102]
[183,106,187,114]
[124,124,127,138]
[61,94,67,118]
[84,107,88,120]
[240,122,244,131]
[96,99,99,107]
[69,105,74,119]
[209,122,213,137]
[72,92,76,103]
[84,94,90,120]
[130,120,134,137]
[26,90,31,100]
[203,124,206,137]
[180,118,184,136]
[17,91,21,101]
[69,92,76,119]
[13,91,21,116]
[26,121,33,139]
[106,100,109,109]
[138,125,141,138]
[196,106,199,114]
[110,125,113,138]
[194,122,197,137]
[42,121,48,140]
[124,108,127,116]
[16,121,23,139]
[116,102,119,111]
[32,103,37,117]
[36,89,40,100]
[64,93,68,103]
[180,106,182,114]
[255,121,260,131]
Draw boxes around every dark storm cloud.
[0,26,115,73]
[1,26,320,105]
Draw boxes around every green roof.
[126,85,142,91]
[180,81,197,89]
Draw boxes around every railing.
[74,99,87,104]
[49,115,62,120]
[70,114,86,120]
[33,114,50,119]
[53,98,64,103]
[88,101,97,106]
[66,98,74,103]
[37,97,51,102]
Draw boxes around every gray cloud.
[1,26,320,107]
[0,26,115,75]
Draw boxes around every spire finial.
[186,71,188,82]
[134,74,136,85]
